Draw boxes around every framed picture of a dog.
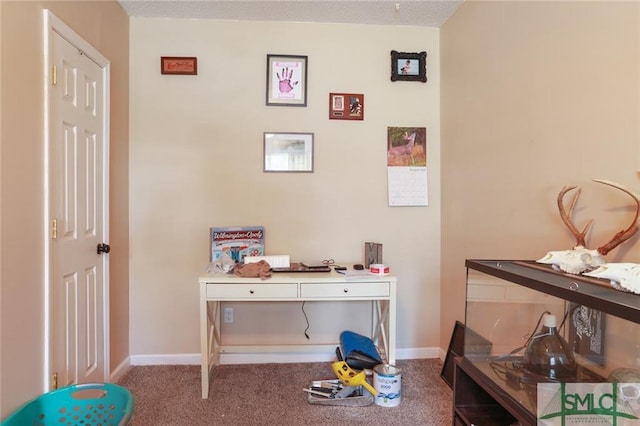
[329,93,364,120]
[390,51,427,83]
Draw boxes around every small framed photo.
[329,93,364,120]
[390,51,427,82]
[264,132,314,172]
[266,54,308,106]
[160,56,197,75]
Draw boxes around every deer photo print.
[387,127,426,167]
[386,126,428,206]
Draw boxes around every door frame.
[43,10,111,389]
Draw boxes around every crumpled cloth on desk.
[233,260,272,280]
[207,252,236,274]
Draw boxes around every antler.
[558,185,593,248]
[593,179,640,255]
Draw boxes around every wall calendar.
[386,127,428,206]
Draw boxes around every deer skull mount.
[536,179,640,275]
[583,263,640,294]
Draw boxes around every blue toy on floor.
[340,330,383,370]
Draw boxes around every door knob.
[97,243,111,254]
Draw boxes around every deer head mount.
[536,179,640,275]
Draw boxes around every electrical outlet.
[223,307,234,323]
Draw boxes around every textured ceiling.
[118,0,464,28]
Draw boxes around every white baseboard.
[110,357,131,382]
[130,353,201,365]
[438,347,447,361]
[128,347,443,366]
[396,346,442,360]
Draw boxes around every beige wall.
[440,1,640,349]
[0,0,129,416]
[129,18,442,358]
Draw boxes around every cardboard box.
[210,226,265,263]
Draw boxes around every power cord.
[301,301,310,339]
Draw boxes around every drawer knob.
[250,289,255,294]
[343,288,349,293]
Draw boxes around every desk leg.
[388,281,397,364]
[209,301,221,363]
[201,289,222,397]
[371,296,396,364]
[200,290,210,398]
[388,299,396,364]
[372,301,389,362]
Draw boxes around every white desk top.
[199,268,395,283]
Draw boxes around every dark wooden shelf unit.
[452,259,640,426]
[454,357,534,426]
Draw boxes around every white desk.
[199,269,397,399]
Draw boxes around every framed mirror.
[263,132,314,172]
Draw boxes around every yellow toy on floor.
[331,361,378,396]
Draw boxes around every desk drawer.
[300,281,390,298]
[206,283,298,299]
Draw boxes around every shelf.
[454,357,534,426]
[454,259,640,425]
[465,259,640,324]
[455,407,517,426]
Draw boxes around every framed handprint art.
[266,54,308,107]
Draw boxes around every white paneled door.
[47,12,110,389]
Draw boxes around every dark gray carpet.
[117,358,452,425]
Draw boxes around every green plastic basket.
[1,383,134,426]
